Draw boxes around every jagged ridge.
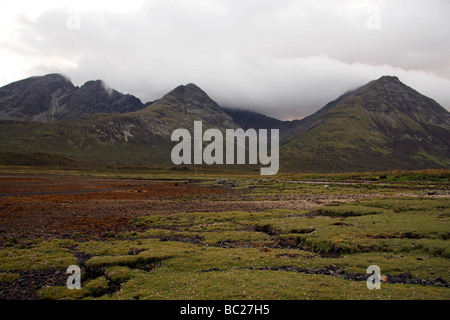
[0,74,145,122]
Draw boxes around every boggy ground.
[0,171,449,300]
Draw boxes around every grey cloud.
[3,0,450,120]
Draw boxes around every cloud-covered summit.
[1,0,449,120]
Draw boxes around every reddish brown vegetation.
[0,173,232,241]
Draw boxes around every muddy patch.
[0,269,67,300]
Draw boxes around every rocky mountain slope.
[0,74,144,122]
[0,74,448,172]
[0,79,241,165]
[140,83,239,136]
[279,76,450,172]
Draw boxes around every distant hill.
[0,74,448,172]
[222,108,283,130]
[223,108,318,142]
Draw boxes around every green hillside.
[279,77,450,172]
[0,117,172,166]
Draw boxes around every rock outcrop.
[0,74,144,122]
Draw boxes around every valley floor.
[0,171,449,300]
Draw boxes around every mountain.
[0,74,144,122]
[0,74,449,172]
[279,76,450,172]
[140,83,239,136]
[0,80,240,166]
[223,108,284,130]
[223,108,309,142]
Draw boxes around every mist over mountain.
[0,74,144,122]
[0,74,448,172]
[279,76,450,172]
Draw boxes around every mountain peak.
[377,75,400,82]
[159,83,222,113]
[83,79,103,86]
[0,74,144,122]
[42,73,72,81]
[144,83,240,132]
[30,73,72,83]
[363,75,405,92]
[280,76,450,172]
[33,73,74,89]
[2,73,74,93]
[165,83,211,101]
[185,83,203,90]
[349,76,450,126]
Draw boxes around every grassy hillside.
[280,89,450,173]
[0,117,173,166]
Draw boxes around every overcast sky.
[1,0,449,120]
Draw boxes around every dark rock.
[0,74,145,122]
[216,239,233,246]
[201,268,221,272]
[356,275,367,281]
[436,276,447,284]
[398,271,412,280]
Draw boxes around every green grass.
[0,239,77,271]
[39,276,110,300]
[279,169,450,183]
[260,198,449,256]
[106,269,449,300]
[35,239,450,300]
[316,205,391,217]
[1,173,449,300]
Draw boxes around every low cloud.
[1,0,449,120]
